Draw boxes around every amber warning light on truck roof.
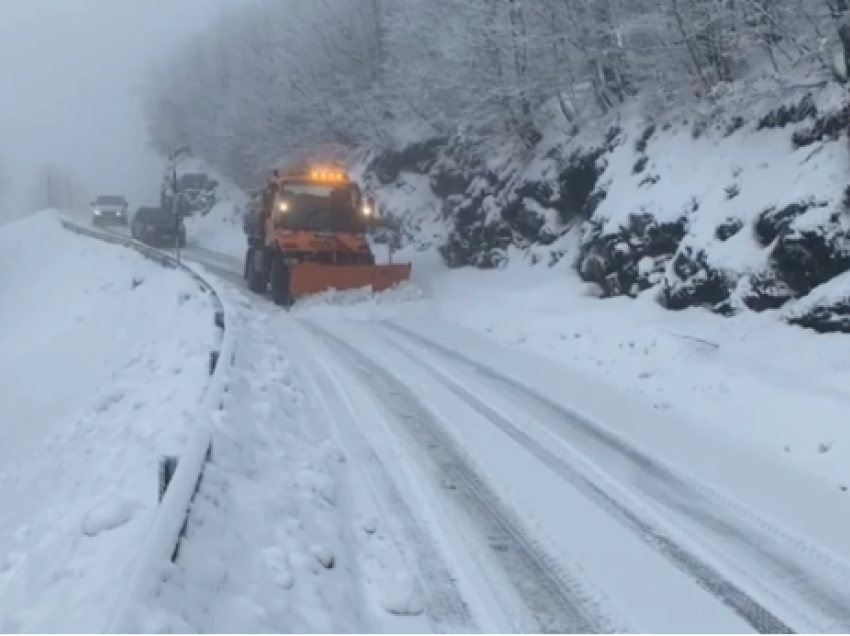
[310,170,346,181]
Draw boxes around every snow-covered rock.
[361,82,850,333]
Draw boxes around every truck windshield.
[276,183,365,232]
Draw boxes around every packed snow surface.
[157,202,850,632]
[289,260,850,631]
[280,234,850,490]
[0,212,216,632]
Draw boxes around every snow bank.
[0,212,217,632]
[144,292,431,633]
[184,199,246,261]
[379,261,850,491]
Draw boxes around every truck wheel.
[270,255,292,307]
[246,248,266,293]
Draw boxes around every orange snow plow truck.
[243,165,411,307]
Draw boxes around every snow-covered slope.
[0,212,217,632]
[184,199,245,261]
[361,82,850,333]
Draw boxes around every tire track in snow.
[101,224,245,287]
[183,242,242,267]
[307,323,617,635]
[292,333,478,634]
[384,322,850,633]
[184,259,244,287]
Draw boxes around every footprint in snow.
[359,516,378,535]
[296,469,337,506]
[263,547,295,590]
[310,544,335,569]
[93,391,125,414]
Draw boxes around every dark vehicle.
[131,206,186,247]
[91,195,129,226]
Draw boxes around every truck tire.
[246,248,266,293]
[270,255,292,307]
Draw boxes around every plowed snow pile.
[143,290,432,633]
[0,212,217,632]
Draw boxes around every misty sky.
[0,0,243,220]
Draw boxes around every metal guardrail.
[58,218,234,631]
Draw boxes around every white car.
[91,195,129,226]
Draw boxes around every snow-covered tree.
[140,0,847,186]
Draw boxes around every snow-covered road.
[99,222,245,287]
[146,240,850,634]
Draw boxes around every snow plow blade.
[289,262,412,299]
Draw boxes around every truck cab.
[243,165,409,306]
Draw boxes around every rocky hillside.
[360,83,850,334]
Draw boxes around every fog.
[0,0,242,222]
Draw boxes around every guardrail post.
[209,350,220,375]
[158,455,179,503]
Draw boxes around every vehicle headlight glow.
[362,204,372,217]
[279,201,289,212]
[94,209,101,215]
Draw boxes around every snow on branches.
[141,0,850,186]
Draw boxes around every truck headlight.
[93,209,101,215]
[362,204,372,217]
